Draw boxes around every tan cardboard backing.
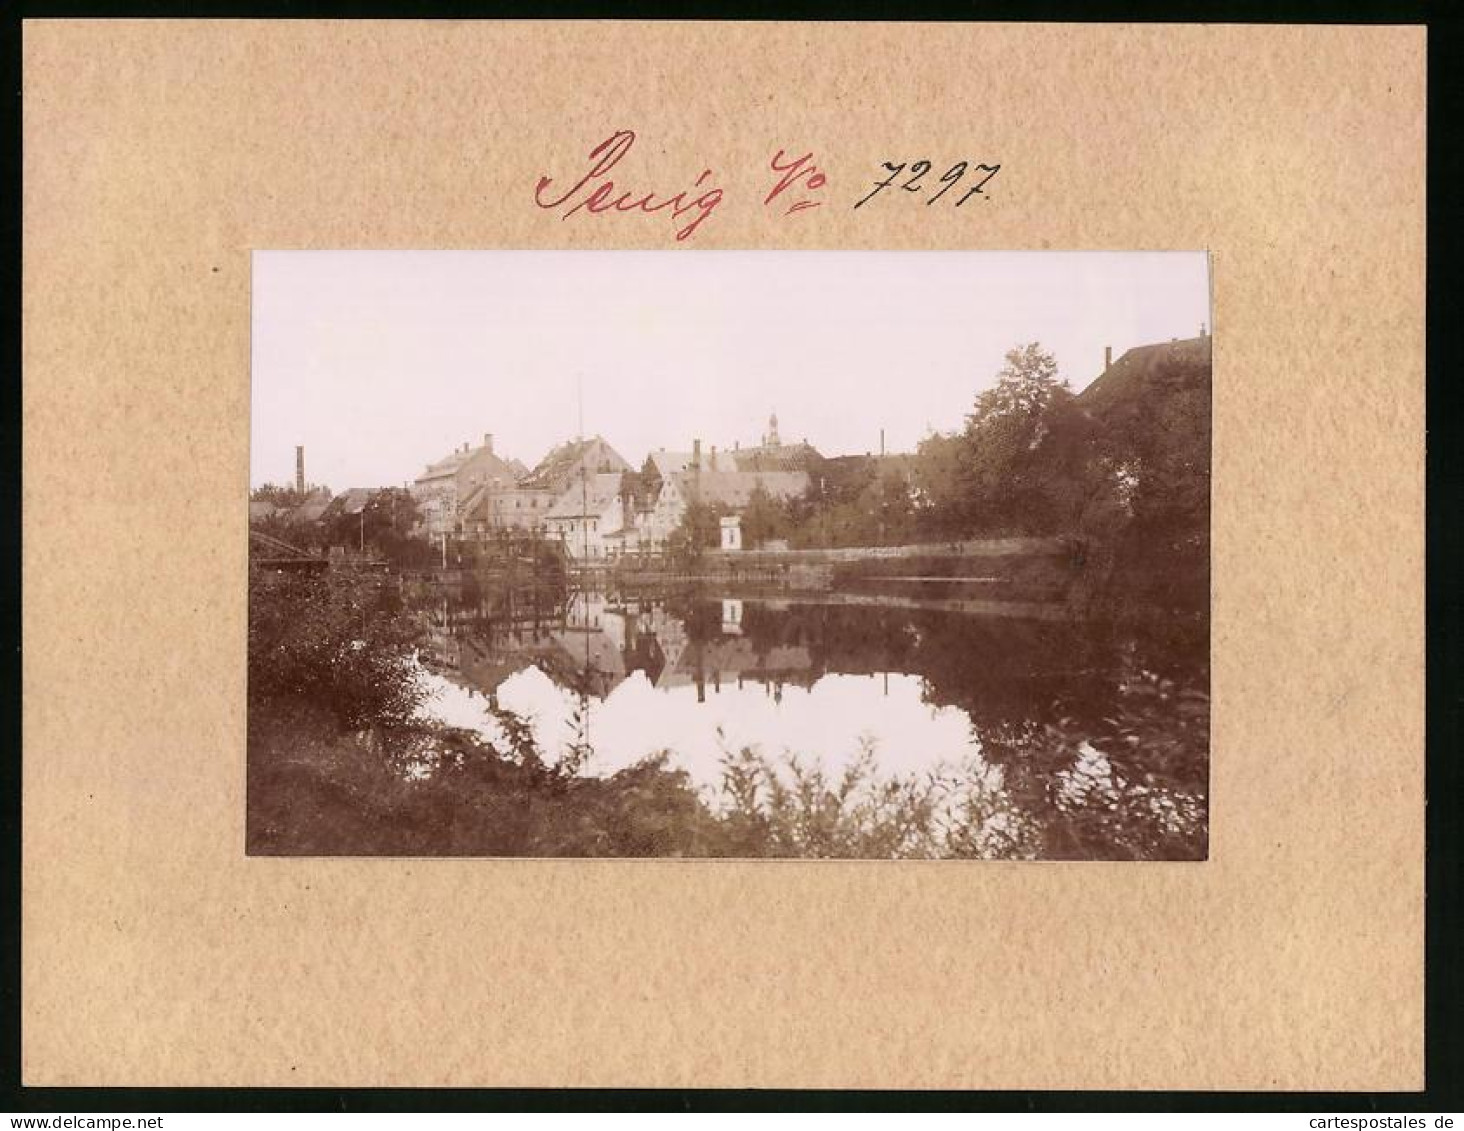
[21,21,1425,1088]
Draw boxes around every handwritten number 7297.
[854,160,1001,209]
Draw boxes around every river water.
[407,581,1209,860]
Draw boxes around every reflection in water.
[409,581,1209,860]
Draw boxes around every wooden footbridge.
[248,529,330,574]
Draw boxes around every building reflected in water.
[412,582,1208,860]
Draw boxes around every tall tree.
[962,342,1073,533]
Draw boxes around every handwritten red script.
[534,130,725,242]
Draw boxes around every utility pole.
[576,372,591,760]
[578,373,589,566]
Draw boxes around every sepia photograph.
[247,250,1212,860]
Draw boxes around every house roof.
[459,484,487,516]
[417,451,471,481]
[647,449,740,478]
[520,436,629,491]
[618,469,658,511]
[415,441,517,487]
[332,487,380,516]
[284,497,333,525]
[730,441,822,473]
[545,472,626,520]
[1076,336,1212,419]
[667,469,810,509]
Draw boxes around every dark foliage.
[248,570,426,729]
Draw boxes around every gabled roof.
[520,436,629,491]
[544,472,626,520]
[416,441,517,487]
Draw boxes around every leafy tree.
[666,500,731,563]
[320,487,431,566]
[251,482,310,507]
[856,460,918,545]
[911,431,975,537]
[740,484,792,548]
[961,342,1074,533]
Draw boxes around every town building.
[645,467,812,549]
[411,433,519,537]
[629,423,822,552]
[543,472,630,560]
[727,414,823,474]
[417,419,820,557]
[461,435,630,539]
[278,487,334,527]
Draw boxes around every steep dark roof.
[731,441,823,473]
[519,436,629,491]
[283,497,333,525]
[1076,336,1212,422]
[330,488,381,517]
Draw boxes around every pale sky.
[251,251,1211,491]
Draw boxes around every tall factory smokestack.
[295,445,304,493]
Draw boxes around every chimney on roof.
[1104,346,1113,371]
[484,433,494,454]
[692,438,702,472]
[295,445,304,493]
[1201,322,1208,338]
